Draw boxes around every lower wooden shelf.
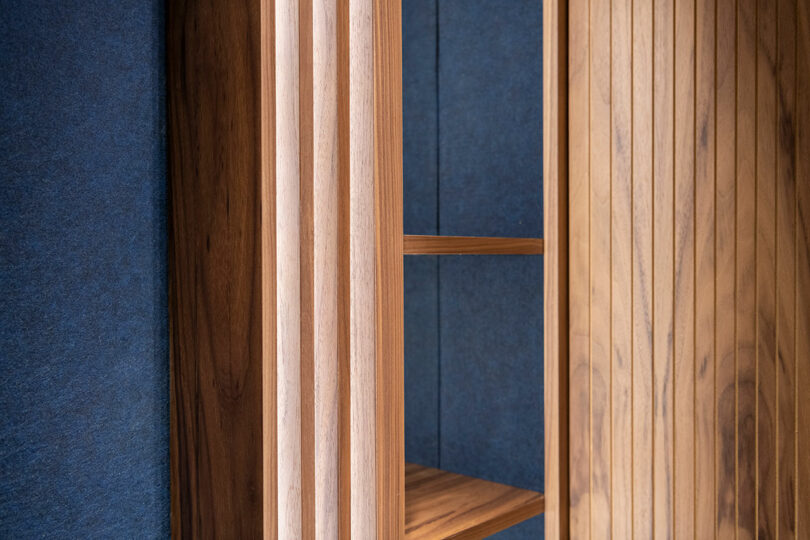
[404,463,544,539]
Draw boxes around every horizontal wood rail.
[403,235,544,255]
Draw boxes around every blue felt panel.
[438,0,542,238]
[403,0,438,235]
[0,1,169,537]
[404,256,440,467]
[439,255,544,492]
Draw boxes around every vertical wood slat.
[632,0,654,535]
[373,0,404,536]
[794,4,810,538]
[545,0,570,535]
[567,0,810,537]
[694,0,716,536]
[567,0,591,534]
[673,0,696,535]
[610,0,633,535]
[349,0,377,534]
[652,0,676,536]
[590,0,612,534]
[755,0,778,536]
[276,0,303,535]
[775,1,797,537]
[736,0,758,536]
[715,0,738,535]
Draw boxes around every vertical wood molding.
[170,0,402,536]
[545,0,570,537]
[567,0,810,536]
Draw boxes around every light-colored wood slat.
[403,464,544,539]
[372,0,404,535]
[403,235,543,255]
[775,1,798,536]
[795,1,810,535]
[694,0,716,536]
[736,0,758,537]
[715,0,738,535]
[590,0,612,534]
[611,0,633,535]
[756,0,779,536]
[653,0,676,536]
[276,0,303,535]
[673,0,696,536]
[544,0,569,535]
[313,0,340,535]
[568,0,591,532]
[349,0,376,533]
[299,0,316,535]
[632,0,654,536]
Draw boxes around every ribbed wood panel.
[169,0,402,536]
[567,0,810,537]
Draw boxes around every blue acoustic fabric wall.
[0,2,169,537]
[403,1,543,537]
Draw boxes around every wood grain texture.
[567,0,590,533]
[694,0,716,536]
[673,0,696,536]
[756,0,778,536]
[403,463,544,539]
[796,1,810,535]
[312,0,340,535]
[715,0,737,535]
[337,0,351,534]
[168,0,266,536]
[632,0,654,536]
[653,0,676,536]
[736,1,758,537]
[775,1,797,537]
[544,0,570,536]
[403,235,543,255]
[590,0,612,534]
[567,0,810,536]
[276,0,303,534]
[373,0,404,536]
[349,0,376,534]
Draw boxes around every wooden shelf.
[404,463,544,539]
[403,235,544,255]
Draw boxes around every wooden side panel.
[567,0,810,536]
[168,0,267,537]
[544,0,570,534]
[632,0,654,535]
